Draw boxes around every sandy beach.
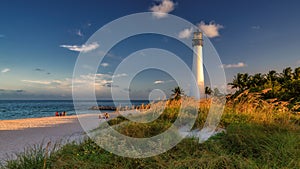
[0,114,109,161]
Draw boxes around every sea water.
[0,100,148,120]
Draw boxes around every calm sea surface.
[0,100,148,120]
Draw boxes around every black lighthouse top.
[192,31,203,47]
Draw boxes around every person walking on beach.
[104,112,110,119]
[55,111,59,116]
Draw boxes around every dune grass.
[1,98,300,169]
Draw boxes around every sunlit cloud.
[100,63,109,67]
[178,27,194,39]
[221,62,247,69]
[112,73,127,78]
[15,72,167,99]
[22,80,55,85]
[21,73,127,91]
[198,21,224,38]
[154,80,164,84]
[60,42,99,53]
[150,0,175,19]
[1,68,10,73]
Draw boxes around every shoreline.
[0,114,78,131]
[0,113,112,161]
[0,114,97,131]
[0,111,121,130]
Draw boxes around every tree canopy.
[228,66,300,108]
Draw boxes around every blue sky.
[0,0,300,99]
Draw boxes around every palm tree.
[228,76,239,90]
[228,73,249,91]
[252,73,266,88]
[171,86,184,100]
[204,86,212,99]
[229,67,300,101]
[267,70,278,88]
[294,67,300,80]
[284,80,300,99]
[241,73,249,90]
[282,67,293,82]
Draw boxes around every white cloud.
[198,21,224,38]
[76,30,83,37]
[22,80,52,85]
[60,42,99,53]
[22,80,62,85]
[154,80,164,84]
[150,0,175,19]
[100,63,109,67]
[221,62,247,69]
[178,27,194,39]
[112,73,128,78]
[20,73,132,99]
[1,68,10,73]
[0,34,4,38]
[22,73,126,88]
[251,25,261,30]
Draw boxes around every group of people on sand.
[55,111,67,117]
[99,112,110,119]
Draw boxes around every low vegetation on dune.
[2,67,300,169]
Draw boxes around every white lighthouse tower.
[191,31,205,98]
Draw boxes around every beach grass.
[1,98,300,169]
[2,141,59,169]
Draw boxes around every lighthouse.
[191,31,205,98]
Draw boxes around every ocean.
[0,100,149,120]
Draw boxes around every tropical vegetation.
[171,86,184,100]
[228,67,300,111]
